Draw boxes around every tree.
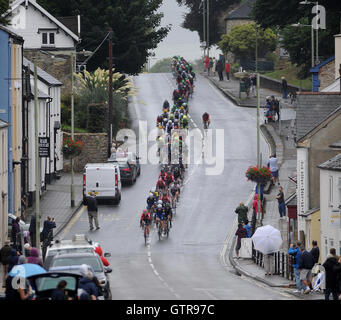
[176,0,239,46]
[0,0,11,25]
[37,0,170,75]
[251,0,341,77]
[218,23,277,60]
[149,58,172,73]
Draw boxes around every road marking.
[59,205,87,240]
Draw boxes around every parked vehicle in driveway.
[108,152,141,185]
[83,163,121,205]
[48,252,112,300]
[8,213,29,235]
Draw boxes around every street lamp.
[299,1,319,65]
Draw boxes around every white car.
[83,162,122,205]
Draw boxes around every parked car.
[43,234,108,270]
[108,152,141,185]
[83,162,121,205]
[8,213,30,236]
[28,271,81,300]
[48,252,112,300]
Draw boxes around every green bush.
[87,103,108,133]
[231,63,240,74]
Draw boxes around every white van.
[83,163,121,205]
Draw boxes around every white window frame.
[328,176,333,207]
[41,31,56,47]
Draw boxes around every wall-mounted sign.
[39,137,50,158]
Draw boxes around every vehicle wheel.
[133,169,137,182]
[137,167,141,176]
[158,230,161,241]
[166,229,169,238]
[105,287,112,300]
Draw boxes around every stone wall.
[260,74,309,95]
[24,49,73,95]
[62,132,108,173]
[319,59,335,91]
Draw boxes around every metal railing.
[252,246,294,280]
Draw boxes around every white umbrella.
[251,225,282,254]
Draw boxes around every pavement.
[204,72,297,109]
[205,74,324,300]
[0,172,83,292]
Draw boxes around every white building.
[23,58,63,204]
[6,0,79,50]
[0,120,9,246]
[318,152,341,262]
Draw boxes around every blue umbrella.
[9,263,46,278]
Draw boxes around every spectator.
[11,217,21,249]
[310,240,320,265]
[204,56,210,74]
[212,57,216,76]
[0,240,12,287]
[299,246,315,294]
[8,249,20,272]
[252,194,263,220]
[29,215,36,247]
[235,202,249,224]
[242,219,251,238]
[271,96,280,121]
[250,74,257,96]
[276,186,286,219]
[41,216,56,242]
[322,248,339,300]
[216,59,224,81]
[84,191,100,231]
[26,247,43,267]
[225,61,230,80]
[281,76,288,99]
[334,256,341,300]
[267,154,279,186]
[78,264,99,300]
[235,224,247,259]
[24,243,31,258]
[264,252,275,276]
[242,75,251,97]
[51,280,72,300]
[288,242,302,293]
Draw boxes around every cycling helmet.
[168,120,172,124]
[149,193,153,197]
[158,200,163,205]
[143,209,148,214]
[169,113,174,119]
[157,204,162,209]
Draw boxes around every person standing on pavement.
[216,59,224,81]
[235,224,247,259]
[0,240,12,287]
[209,57,213,76]
[271,96,280,121]
[276,186,286,219]
[264,252,275,276]
[27,247,43,267]
[84,191,100,231]
[7,248,20,273]
[322,248,339,300]
[281,76,288,99]
[299,246,315,294]
[289,242,303,293]
[41,216,56,242]
[235,202,249,224]
[252,194,263,221]
[225,61,230,80]
[212,57,217,76]
[310,240,320,265]
[11,217,21,249]
[204,56,210,75]
[267,154,279,186]
[29,215,36,247]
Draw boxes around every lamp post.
[70,52,75,207]
[206,0,209,57]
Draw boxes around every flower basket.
[246,166,272,184]
[62,137,84,159]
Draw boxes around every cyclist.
[181,115,189,129]
[159,169,167,181]
[146,193,155,211]
[156,177,166,194]
[166,120,173,135]
[169,182,179,207]
[163,100,170,111]
[160,191,170,205]
[165,170,174,187]
[202,112,210,129]
[140,209,151,236]
[173,165,181,182]
[155,204,166,229]
[164,203,173,228]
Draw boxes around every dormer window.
[38,28,57,47]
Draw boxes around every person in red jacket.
[252,194,263,220]
[204,56,210,75]
[225,61,230,80]
[94,246,110,266]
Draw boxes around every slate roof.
[23,57,62,86]
[330,139,341,149]
[225,0,255,20]
[318,153,341,171]
[296,93,341,142]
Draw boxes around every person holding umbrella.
[264,252,275,276]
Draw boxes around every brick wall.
[319,59,335,91]
[62,132,108,173]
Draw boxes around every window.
[41,32,55,46]
[330,238,334,248]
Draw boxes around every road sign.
[38,137,50,158]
